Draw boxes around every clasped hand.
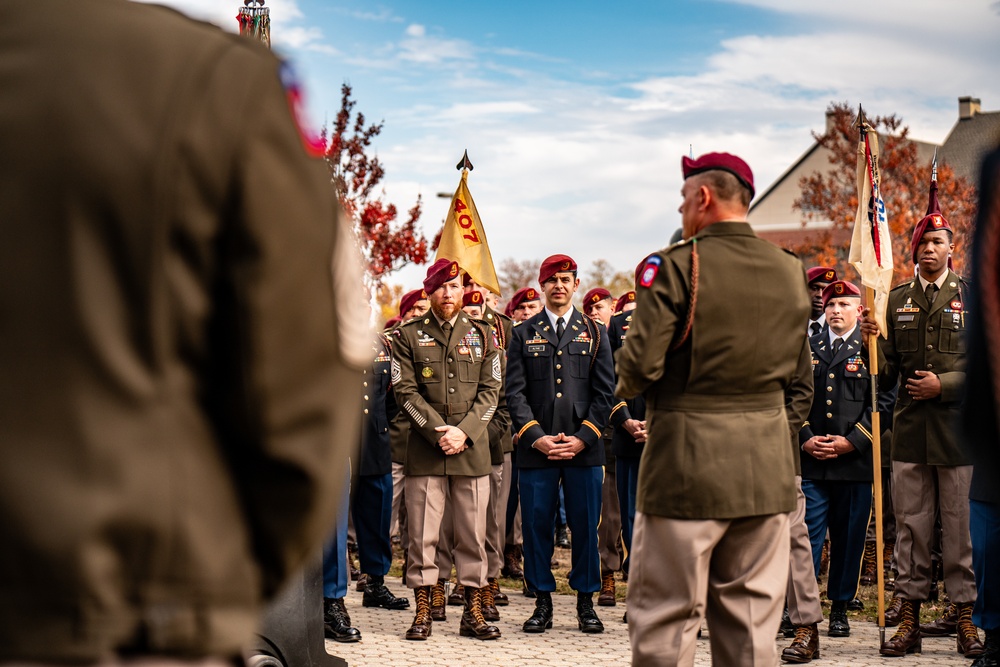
[435,425,469,455]
[532,433,585,460]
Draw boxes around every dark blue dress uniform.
[352,335,396,578]
[323,335,396,599]
[800,324,894,603]
[608,309,644,575]
[506,307,616,594]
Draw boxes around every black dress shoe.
[362,575,410,610]
[577,593,605,634]
[555,525,571,549]
[847,598,864,611]
[323,597,361,643]
[522,592,553,633]
[828,601,850,637]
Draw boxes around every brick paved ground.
[326,576,974,666]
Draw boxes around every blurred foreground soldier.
[864,171,982,657]
[0,1,366,664]
[617,152,811,666]
[964,146,1000,667]
[391,259,502,641]
[506,255,616,635]
[806,267,837,336]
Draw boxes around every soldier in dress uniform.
[616,152,812,667]
[508,287,544,323]
[391,259,502,641]
[807,267,837,336]
[584,288,624,607]
[469,280,517,616]
[429,280,514,620]
[608,272,644,603]
[506,255,617,635]
[502,286,544,579]
[401,288,431,321]
[323,333,411,642]
[864,173,984,657]
[389,288,430,549]
[796,282,895,643]
[462,290,486,319]
[353,334,412,612]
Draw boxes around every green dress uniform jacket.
[0,1,363,660]
[616,222,812,520]
[391,315,502,477]
[879,270,970,466]
[484,305,514,464]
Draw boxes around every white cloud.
[135,0,998,288]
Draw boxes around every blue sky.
[144,0,998,293]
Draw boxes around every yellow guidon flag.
[436,166,501,295]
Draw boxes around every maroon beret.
[910,175,953,265]
[538,254,577,284]
[423,258,461,294]
[462,291,484,308]
[398,288,427,317]
[682,152,755,199]
[583,288,612,313]
[821,280,861,308]
[508,286,540,313]
[615,291,636,314]
[806,266,838,286]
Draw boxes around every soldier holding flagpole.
[860,126,983,656]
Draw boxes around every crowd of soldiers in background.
[315,146,1000,667]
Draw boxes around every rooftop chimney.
[959,96,981,120]
[825,109,837,134]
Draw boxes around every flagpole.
[854,105,886,643]
[866,285,886,643]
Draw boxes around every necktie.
[556,317,565,340]
[925,283,938,306]
[810,321,821,336]
[832,337,843,355]
[442,321,452,342]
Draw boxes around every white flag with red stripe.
[848,119,894,338]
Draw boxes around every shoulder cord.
[670,238,698,352]
[587,314,602,371]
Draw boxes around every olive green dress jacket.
[878,270,970,466]
[391,314,501,477]
[616,222,812,520]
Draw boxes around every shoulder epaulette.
[662,236,695,254]
[401,316,426,328]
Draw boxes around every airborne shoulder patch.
[639,256,662,288]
